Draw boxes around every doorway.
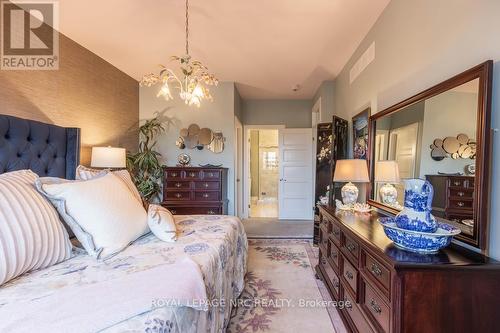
[248,129,279,218]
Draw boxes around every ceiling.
[58,0,390,99]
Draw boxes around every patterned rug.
[227,239,346,333]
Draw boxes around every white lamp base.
[380,183,398,205]
[341,182,359,205]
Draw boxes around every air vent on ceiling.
[349,42,375,84]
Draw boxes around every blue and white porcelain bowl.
[379,217,461,253]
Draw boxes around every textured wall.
[0,34,139,165]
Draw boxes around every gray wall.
[312,80,336,123]
[333,0,500,258]
[241,99,312,128]
[140,82,237,214]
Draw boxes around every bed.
[0,115,248,333]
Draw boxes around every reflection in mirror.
[372,78,479,237]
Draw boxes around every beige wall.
[0,34,139,165]
[333,0,500,258]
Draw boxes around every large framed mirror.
[368,61,493,251]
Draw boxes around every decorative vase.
[379,183,398,205]
[395,179,438,233]
[341,182,359,205]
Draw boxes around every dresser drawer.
[202,169,221,179]
[320,250,340,298]
[165,206,221,215]
[165,181,191,189]
[165,170,183,179]
[195,191,220,201]
[343,234,360,263]
[449,188,473,199]
[319,225,329,249]
[342,286,374,333]
[331,223,341,245]
[328,239,340,271]
[194,181,220,190]
[449,198,473,209]
[185,170,202,179]
[164,191,191,201]
[342,256,358,297]
[362,281,390,333]
[363,251,391,295]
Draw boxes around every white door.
[279,128,313,220]
[388,122,419,203]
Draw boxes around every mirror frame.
[367,60,493,251]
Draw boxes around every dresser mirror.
[368,61,493,251]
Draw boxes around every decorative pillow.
[0,170,72,285]
[75,165,142,204]
[37,173,149,259]
[148,204,177,242]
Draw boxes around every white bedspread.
[0,215,248,333]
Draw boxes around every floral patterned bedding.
[0,215,248,333]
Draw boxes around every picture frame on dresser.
[367,61,493,252]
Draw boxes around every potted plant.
[127,116,165,205]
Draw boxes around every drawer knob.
[454,181,461,186]
[203,193,209,198]
[333,281,339,289]
[345,271,354,280]
[370,263,382,277]
[171,209,177,214]
[208,172,214,177]
[321,258,327,265]
[457,201,464,207]
[171,172,178,177]
[175,193,182,198]
[346,243,356,252]
[175,183,182,188]
[189,172,196,177]
[204,183,209,188]
[458,191,464,197]
[370,299,382,314]
[207,210,215,215]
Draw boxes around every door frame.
[234,116,243,218]
[242,124,285,219]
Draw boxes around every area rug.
[227,239,347,333]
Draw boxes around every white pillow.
[0,170,72,285]
[37,173,149,259]
[148,204,177,242]
[75,165,142,204]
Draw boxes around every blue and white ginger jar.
[395,179,438,233]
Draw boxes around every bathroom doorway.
[248,129,279,218]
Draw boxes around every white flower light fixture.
[140,0,218,107]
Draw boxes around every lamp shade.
[91,146,126,168]
[375,161,400,183]
[333,159,370,183]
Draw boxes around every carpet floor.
[242,219,314,239]
[228,239,347,333]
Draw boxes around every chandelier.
[140,0,218,107]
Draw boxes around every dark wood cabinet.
[316,205,500,333]
[162,167,228,215]
[314,116,348,244]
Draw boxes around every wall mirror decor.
[368,61,493,251]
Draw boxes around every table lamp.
[333,159,370,205]
[375,160,400,205]
[91,146,126,169]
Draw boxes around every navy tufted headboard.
[0,115,80,179]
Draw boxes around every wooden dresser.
[316,205,500,333]
[426,175,474,222]
[162,167,228,215]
